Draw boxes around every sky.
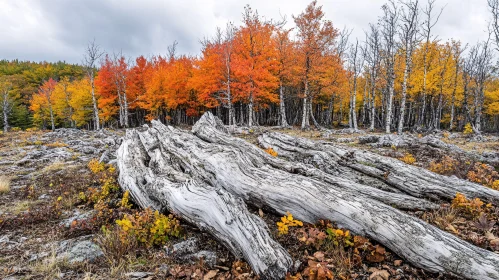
[0,0,492,64]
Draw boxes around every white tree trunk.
[90,74,100,130]
[279,82,288,127]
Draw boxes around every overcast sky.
[0,0,492,64]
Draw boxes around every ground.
[0,127,498,279]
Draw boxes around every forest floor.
[0,127,498,280]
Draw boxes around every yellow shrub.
[400,153,416,165]
[116,208,182,247]
[120,190,132,209]
[463,123,473,135]
[26,127,40,132]
[429,156,458,175]
[88,159,106,174]
[0,176,11,195]
[451,193,491,216]
[492,180,499,190]
[11,127,22,132]
[467,163,499,189]
[326,227,354,247]
[277,212,303,235]
[265,147,278,157]
[45,141,68,148]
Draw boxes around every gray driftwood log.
[258,132,499,204]
[117,129,292,279]
[117,112,499,280]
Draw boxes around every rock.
[59,210,95,228]
[38,194,50,200]
[336,137,355,143]
[57,235,103,263]
[125,272,152,279]
[167,237,199,256]
[157,264,170,275]
[166,238,217,267]
[358,135,380,144]
[188,250,217,267]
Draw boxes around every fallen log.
[118,113,499,280]
[359,133,499,166]
[193,115,437,211]
[259,131,499,204]
[117,129,292,279]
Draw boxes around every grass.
[0,176,11,195]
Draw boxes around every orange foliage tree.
[232,6,279,126]
[293,0,339,129]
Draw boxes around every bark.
[117,128,292,279]
[118,112,499,280]
[2,88,11,133]
[279,82,288,127]
[397,51,410,134]
[91,75,100,130]
[259,132,499,204]
[301,82,309,130]
[248,91,254,127]
[385,77,394,133]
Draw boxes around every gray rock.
[125,272,152,279]
[38,194,50,200]
[57,235,103,263]
[167,237,199,256]
[59,210,95,228]
[358,135,380,144]
[188,250,217,267]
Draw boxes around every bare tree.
[418,0,444,128]
[448,41,465,131]
[471,36,493,133]
[83,40,104,130]
[325,27,351,126]
[348,39,363,130]
[397,0,420,134]
[167,40,178,61]
[489,0,499,48]
[365,24,382,131]
[112,51,132,128]
[380,0,399,133]
[0,78,13,133]
[221,24,237,126]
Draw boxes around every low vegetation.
[0,176,11,195]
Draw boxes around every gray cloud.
[0,0,491,64]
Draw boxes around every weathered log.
[259,131,499,204]
[118,113,499,280]
[189,112,499,280]
[360,133,499,166]
[193,115,437,211]
[117,129,292,280]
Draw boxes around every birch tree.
[348,39,362,130]
[397,0,420,134]
[418,0,444,128]
[365,24,382,131]
[0,77,13,132]
[380,0,399,133]
[83,40,104,130]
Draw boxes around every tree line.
[2,0,499,133]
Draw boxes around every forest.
[2,0,499,133]
[4,1,499,280]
